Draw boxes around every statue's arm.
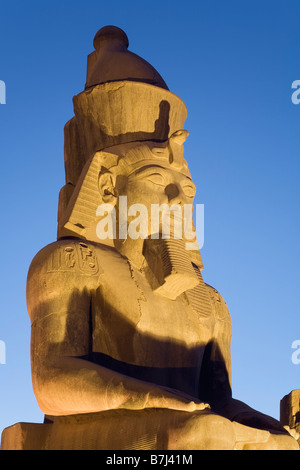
[27,243,207,416]
[201,284,292,434]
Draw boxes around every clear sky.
[0,0,299,440]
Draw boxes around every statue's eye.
[182,184,196,198]
[145,173,165,186]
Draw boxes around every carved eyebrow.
[129,166,195,188]
[129,165,167,177]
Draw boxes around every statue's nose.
[165,183,181,203]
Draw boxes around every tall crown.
[85,25,169,90]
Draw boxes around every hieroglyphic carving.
[47,242,100,275]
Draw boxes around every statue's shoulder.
[205,283,231,324]
[27,238,109,281]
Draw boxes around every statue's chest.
[91,253,215,368]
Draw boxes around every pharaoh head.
[57,26,203,298]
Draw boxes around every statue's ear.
[98,168,117,204]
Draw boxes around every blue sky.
[0,0,299,439]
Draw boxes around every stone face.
[1,26,299,451]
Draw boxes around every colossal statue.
[1,26,299,450]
